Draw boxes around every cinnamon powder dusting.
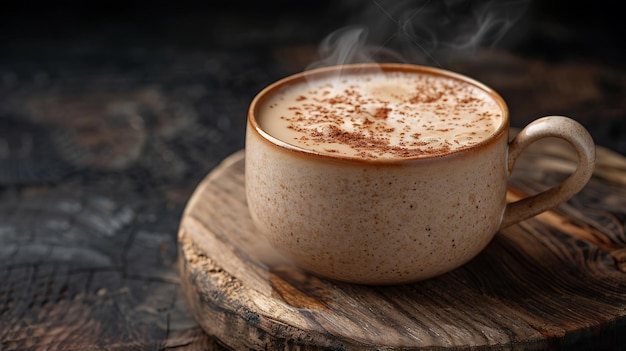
[261,71,502,159]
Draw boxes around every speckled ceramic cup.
[245,63,595,285]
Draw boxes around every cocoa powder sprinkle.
[262,72,501,159]
[373,107,391,119]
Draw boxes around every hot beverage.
[245,63,595,284]
[258,70,503,159]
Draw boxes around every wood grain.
[179,142,626,350]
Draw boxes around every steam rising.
[310,0,530,68]
[307,26,404,70]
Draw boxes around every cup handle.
[499,116,596,229]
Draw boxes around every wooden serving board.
[178,139,626,350]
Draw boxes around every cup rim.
[248,63,510,164]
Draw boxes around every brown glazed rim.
[248,63,510,164]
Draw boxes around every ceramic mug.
[245,63,595,285]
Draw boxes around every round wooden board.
[178,142,626,350]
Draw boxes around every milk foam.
[259,70,503,159]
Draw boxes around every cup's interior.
[249,63,509,162]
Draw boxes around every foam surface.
[259,70,503,159]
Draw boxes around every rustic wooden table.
[1,2,625,350]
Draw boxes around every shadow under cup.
[244,63,595,285]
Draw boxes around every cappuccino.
[246,64,595,284]
[258,70,504,159]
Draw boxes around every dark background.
[0,0,624,61]
[1,0,624,65]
